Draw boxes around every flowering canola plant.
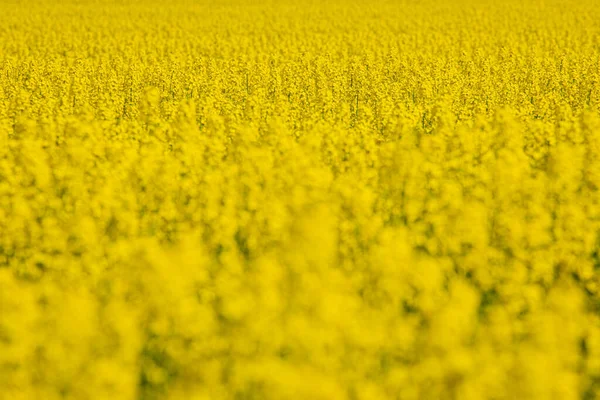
[2,0,600,398]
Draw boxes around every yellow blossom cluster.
[2,0,600,398]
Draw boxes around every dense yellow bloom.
[2,0,600,398]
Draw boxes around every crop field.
[2,0,600,398]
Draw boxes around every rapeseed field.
[2,0,600,398]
